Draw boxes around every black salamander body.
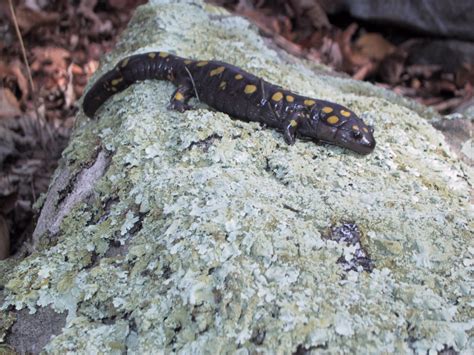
[83,52,376,154]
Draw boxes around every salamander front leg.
[283,113,303,145]
[283,120,297,145]
[168,84,194,112]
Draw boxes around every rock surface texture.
[1,0,473,353]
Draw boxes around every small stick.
[8,0,52,148]
[184,65,200,102]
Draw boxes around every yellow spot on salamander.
[184,59,192,65]
[304,99,315,106]
[235,74,243,80]
[322,106,333,114]
[327,115,339,124]
[244,84,257,94]
[210,66,225,77]
[219,81,227,90]
[175,92,184,101]
[120,58,129,68]
[272,92,283,101]
[340,110,351,117]
[286,95,294,103]
[111,87,117,92]
[352,125,360,131]
[197,61,208,67]
[289,119,298,127]
[111,78,123,86]
[148,53,156,59]
[362,127,369,133]
[159,52,169,58]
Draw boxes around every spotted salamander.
[83,52,376,154]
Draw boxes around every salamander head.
[332,117,375,155]
[309,103,376,155]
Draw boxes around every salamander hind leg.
[168,84,194,112]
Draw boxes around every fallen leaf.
[78,0,113,34]
[8,60,29,101]
[456,63,474,86]
[31,47,70,74]
[109,0,146,10]
[336,23,371,73]
[353,62,374,81]
[0,88,21,118]
[405,64,442,78]
[9,5,59,34]
[432,97,465,113]
[354,32,395,61]
[0,60,29,102]
[378,51,407,84]
[319,37,343,69]
[291,0,331,30]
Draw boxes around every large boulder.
[326,0,474,41]
[1,0,472,353]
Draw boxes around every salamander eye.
[352,130,362,140]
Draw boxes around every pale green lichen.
[1,0,473,353]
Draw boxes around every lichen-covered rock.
[431,114,473,166]
[1,0,473,353]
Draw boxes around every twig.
[432,97,464,112]
[184,65,200,102]
[8,0,53,149]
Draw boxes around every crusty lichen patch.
[1,0,473,353]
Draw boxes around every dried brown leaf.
[405,64,442,78]
[456,63,474,86]
[0,88,21,118]
[378,51,407,85]
[0,60,29,102]
[78,0,100,28]
[291,0,331,30]
[12,5,60,34]
[336,23,371,72]
[31,47,70,74]
[432,97,464,112]
[353,62,374,81]
[9,59,29,101]
[319,37,343,69]
[78,0,113,34]
[354,33,395,61]
[109,0,145,9]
